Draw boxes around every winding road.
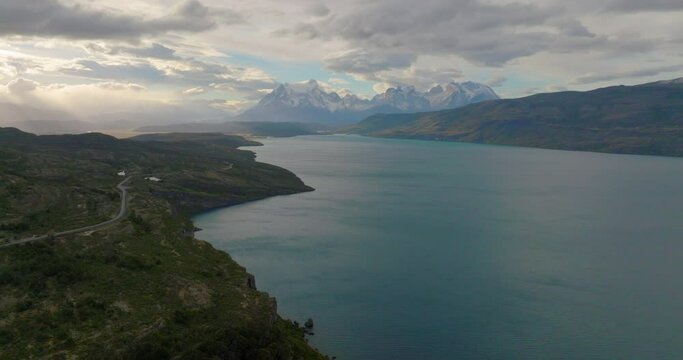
[0,176,132,248]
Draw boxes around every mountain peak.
[245,79,499,124]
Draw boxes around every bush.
[116,255,153,271]
[130,342,171,360]
[0,329,14,345]
[0,270,16,285]
[128,211,152,234]
[15,299,33,312]
[0,221,29,232]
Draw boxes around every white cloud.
[486,75,507,88]
[182,86,206,95]
[96,81,146,91]
[328,77,348,85]
[7,78,38,94]
[85,43,179,59]
[206,99,252,113]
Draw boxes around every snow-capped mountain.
[258,80,349,112]
[239,79,499,124]
[424,81,500,109]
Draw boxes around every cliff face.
[0,129,324,359]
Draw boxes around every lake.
[194,135,683,359]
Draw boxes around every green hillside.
[129,132,263,148]
[0,128,324,359]
[346,78,683,157]
[136,121,328,138]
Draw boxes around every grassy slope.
[0,129,323,359]
[129,132,263,148]
[347,79,683,157]
[135,122,327,138]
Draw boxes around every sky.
[0,0,681,126]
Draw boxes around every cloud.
[4,79,145,99]
[369,66,464,90]
[275,0,676,78]
[573,64,682,84]
[64,57,276,96]
[174,59,277,92]
[605,0,683,12]
[328,77,348,85]
[486,75,507,88]
[7,78,38,94]
[1,0,682,126]
[324,49,416,76]
[0,0,218,40]
[86,43,178,60]
[60,59,166,82]
[95,81,146,91]
[206,99,252,113]
[306,3,331,17]
[0,56,46,78]
[283,0,577,67]
[546,85,568,92]
[182,87,206,96]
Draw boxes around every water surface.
[194,135,683,359]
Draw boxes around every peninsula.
[0,128,324,359]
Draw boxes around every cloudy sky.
[0,0,681,126]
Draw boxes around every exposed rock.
[246,274,256,290]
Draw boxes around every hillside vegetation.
[129,132,263,148]
[0,128,323,359]
[346,78,683,157]
[136,121,327,138]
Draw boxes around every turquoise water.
[194,135,683,359]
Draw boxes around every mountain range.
[346,78,683,157]
[239,79,499,124]
[4,79,498,134]
[137,79,498,134]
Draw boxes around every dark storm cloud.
[280,0,665,72]
[0,0,229,40]
[280,0,588,67]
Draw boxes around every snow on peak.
[249,79,499,123]
[425,81,499,109]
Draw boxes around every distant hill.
[346,78,683,157]
[136,121,327,137]
[129,132,262,148]
[238,79,498,125]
